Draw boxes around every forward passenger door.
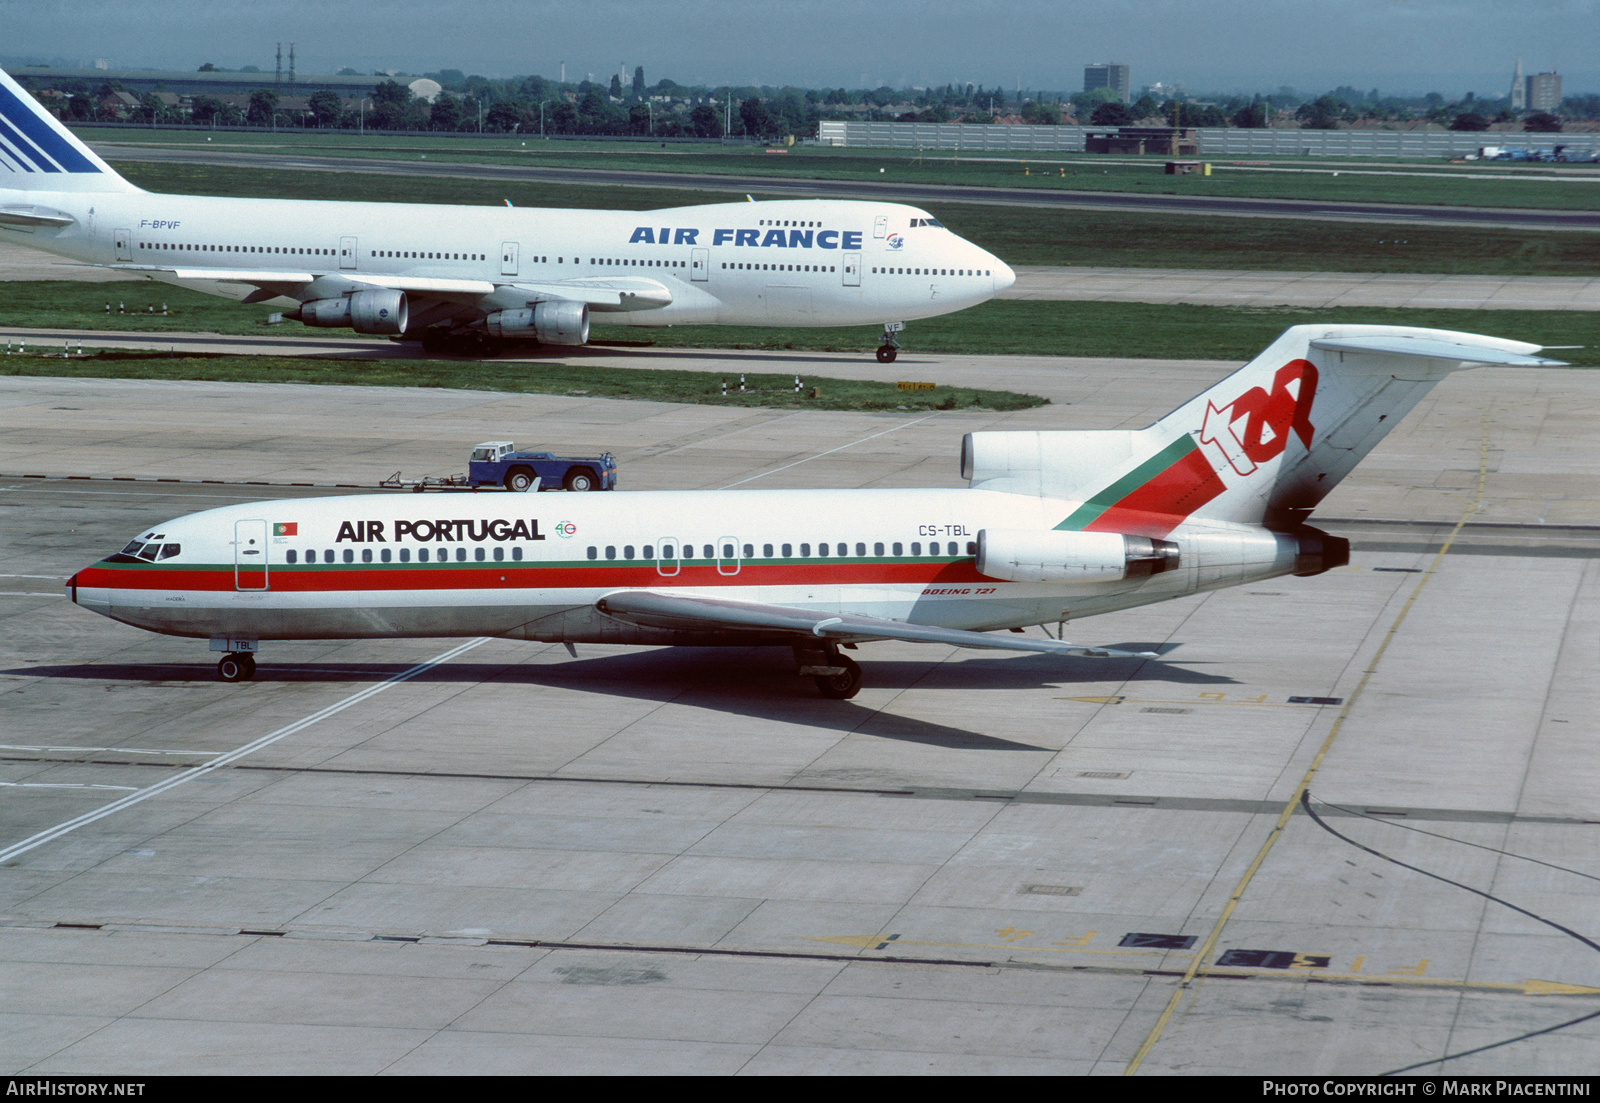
[501,242,519,277]
[234,519,268,591]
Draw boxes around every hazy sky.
[4,0,1595,96]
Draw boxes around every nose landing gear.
[875,322,903,364]
[217,653,256,682]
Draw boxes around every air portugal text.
[628,227,863,249]
[331,519,547,543]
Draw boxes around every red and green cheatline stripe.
[1054,434,1225,538]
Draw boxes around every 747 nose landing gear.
[875,322,904,364]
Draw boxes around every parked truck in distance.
[467,442,618,492]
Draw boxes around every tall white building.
[1510,57,1525,111]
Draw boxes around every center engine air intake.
[294,289,408,335]
[485,300,590,345]
[976,528,1180,584]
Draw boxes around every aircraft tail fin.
[0,67,139,193]
[964,325,1563,535]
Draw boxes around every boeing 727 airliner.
[68,324,1561,697]
[0,67,1012,360]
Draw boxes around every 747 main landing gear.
[794,643,862,699]
[875,322,904,364]
[217,653,256,682]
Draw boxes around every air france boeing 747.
[0,67,1012,360]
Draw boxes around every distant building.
[1509,57,1525,111]
[1142,82,1182,102]
[407,78,442,104]
[1527,71,1561,113]
[1084,63,1130,104]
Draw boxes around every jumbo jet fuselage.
[15,189,1010,327]
[0,64,1011,353]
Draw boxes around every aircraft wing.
[107,267,670,312]
[108,265,497,299]
[494,277,673,313]
[594,590,1158,658]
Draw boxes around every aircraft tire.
[504,466,537,492]
[564,468,596,492]
[813,656,861,700]
[876,345,898,364]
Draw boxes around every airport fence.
[816,120,1600,158]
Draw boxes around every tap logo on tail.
[1198,359,1318,477]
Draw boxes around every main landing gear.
[217,653,256,682]
[876,322,904,364]
[794,643,862,699]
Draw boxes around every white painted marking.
[0,574,64,579]
[0,592,64,597]
[0,744,222,757]
[718,413,940,489]
[0,782,139,791]
[0,637,490,864]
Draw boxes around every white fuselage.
[2,187,1015,328]
[70,487,1299,646]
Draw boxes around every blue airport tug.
[467,441,618,492]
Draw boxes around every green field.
[85,127,1600,211]
[107,161,1600,275]
[595,301,1600,365]
[0,351,1045,410]
[6,283,1594,366]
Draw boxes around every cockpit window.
[158,544,181,561]
[136,544,160,561]
[120,540,145,555]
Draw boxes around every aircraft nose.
[991,257,1016,294]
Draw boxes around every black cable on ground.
[1315,795,1600,885]
[1300,790,1600,1075]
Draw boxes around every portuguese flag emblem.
[273,522,297,536]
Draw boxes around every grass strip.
[598,300,1600,364]
[7,285,1595,365]
[0,350,1046,411]
[110,161,1600,275]
[89,129,1600,212]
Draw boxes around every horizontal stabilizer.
[595,590,1157,658]
[0,205,74,228]
[1309,334,1566,367]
